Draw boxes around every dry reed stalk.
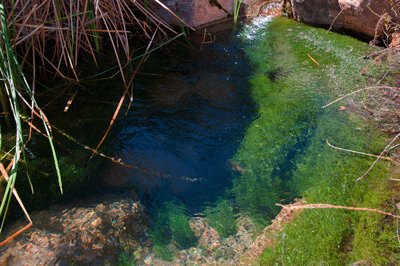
[3,0,178,82]
[0,163,33,247]
[307,54,321,67]
[91,25,158,157]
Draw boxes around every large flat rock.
[152,0,234,28]
[284,0,400,40]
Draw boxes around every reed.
[234,0,242,24]
[0,0,184,237]
[0,2,62,235]
[2,0,178,82]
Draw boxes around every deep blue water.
[101,22,256,213]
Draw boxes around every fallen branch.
[357,132,400,182]
[326,139,400,163]
[276,203,400,219]
[51,126,200,182]
[321,86,400,108]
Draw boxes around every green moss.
[232,17,377,223]
[154,244,177,262]
[234,17,400,264]
[350,179,400,264]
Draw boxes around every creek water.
[100,23,256,212]
[3,7,383,264]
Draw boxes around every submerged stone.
[0,197,150,265]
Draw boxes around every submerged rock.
[143,200,305,265]
[0,198,150,265]
[0,196,305,265]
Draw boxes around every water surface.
[100,22,256,214]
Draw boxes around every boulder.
[284,0,400,40]
[242,0,281,17]
[150,0,234,28]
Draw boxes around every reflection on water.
[102,23,256,212]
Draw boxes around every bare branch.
[276,203,400,219]
[322,86,400,108]
[357,132,400,182]
[326,139,400,163]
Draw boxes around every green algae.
[151,201,197,261]
[203,198,238,238]
[230,17,400,264]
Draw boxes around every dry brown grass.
[2,0,177,83]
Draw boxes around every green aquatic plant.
[203,199,238,238]
[234,16,400,264]
[151,201,197,261]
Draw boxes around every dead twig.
[326,139,400,163]
[322,86,400,108]
[357,132,400,182]
[307,54,321,67]
[325,7,346,36]
[276,203,400,219]
[50,126,200,182]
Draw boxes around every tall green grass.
[0,0,188,239]
[0,3,62,235]
[234,0,242,24]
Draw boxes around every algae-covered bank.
[234,17,400,265]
